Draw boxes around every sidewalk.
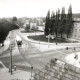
[65,52,80,68]
[0,40,10,54]
[22,31,80,45]
[0,31,32,80]
[19,32,80,52]
[0,68,31,80]
[0,31,11,54]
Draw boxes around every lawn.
[28,35,70,43]
[21,30,40,33]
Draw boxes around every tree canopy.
[0,17,19,44]
[45,4,73,40]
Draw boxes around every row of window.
[73,34,80,38]
[74,23,80,27]
[73,23,80,38]
[74,29,80,33]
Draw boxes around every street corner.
[0,68,31,80]
[10,70,31,80]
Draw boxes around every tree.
[12,17,17,22]
[11,17,19,29]
[50,12,55,35]
[45,10,51,35]
[0,19,10,43]
[59,7,66,40]
[18,18,24,28]
[65,4,73,38]
[54,11,58,37]
[0,17,20,44]
[57,9,60,35]
[12,17,18,25]
[25,24,30,32]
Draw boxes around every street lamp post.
[10,45,12,75]
[48,28,50,48]
[9,31,15,75]
[9,44,14,75]
[39,35,40,49]
[30,66,33,80]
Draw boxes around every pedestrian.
[9,66,11,72]
[14,65,16,71]
[56,42,57,45]
[74,54,78,59]
[76,54,78,59]
[74,47,75,50]
[66,47,68,50]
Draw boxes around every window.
[75,29,77,33]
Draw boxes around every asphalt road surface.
[14,30,77,70]
[0,29,80,72]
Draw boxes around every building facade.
[72,14,80,39]
[72,18,80,39]
[30,22,37,30]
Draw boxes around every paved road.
[14,30,80,70]
[1,29,80,72]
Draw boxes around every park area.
[28,35,71,43]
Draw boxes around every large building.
[72,14,80,39]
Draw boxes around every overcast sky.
[0,0,80,18]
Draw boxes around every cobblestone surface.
[33,59,80,80]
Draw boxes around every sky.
[0,0,80,18]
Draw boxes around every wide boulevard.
[0,29,80,72]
